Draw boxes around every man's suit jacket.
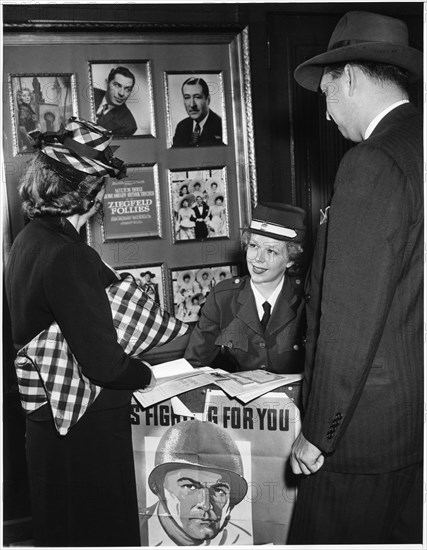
[185,275,305,374]
[302,103,423,473]
[94,88,137,137]
[191,202,210,239]
[172,109,224,147]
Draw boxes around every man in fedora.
[289,11,423,544]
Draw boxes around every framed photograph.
[169,166,229,243]
[88,60,156,138]
[8,73,78,155]
[165,71,227,149]
[100,164,162,241]
[5,24,256,275]
[116,264,167,310]
[170,264,238,323]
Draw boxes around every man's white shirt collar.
[193,112,209,132]
[364,100,409,140]
[96,95,113,116]
[251,276,284,321]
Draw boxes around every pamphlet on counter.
[133,358,302,408]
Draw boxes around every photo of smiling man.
[168,73,226,148]
[90,61,155,137]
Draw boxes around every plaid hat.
[249,203,306,243]
[29,117,126,183]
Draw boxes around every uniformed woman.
[185,203,307,373]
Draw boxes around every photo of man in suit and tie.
[93,66,137,137]
[172,76,225,148]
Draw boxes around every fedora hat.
[248,203,306,243]
[294,11,423,92]
[29,117,126,183]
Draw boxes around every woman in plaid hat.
[5,118,152,546]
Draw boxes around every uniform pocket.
[214,318,249,352]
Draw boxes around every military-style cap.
[249,202,306,243]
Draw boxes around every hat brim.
[247,227,304,243]
[294,43,423,91]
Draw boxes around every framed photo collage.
[5,25,256,319]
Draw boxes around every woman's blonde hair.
[19,152,105,219]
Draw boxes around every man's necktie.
[260,301,271,332]
[97,104,109,122]
[191,122,201,145]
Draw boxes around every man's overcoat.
[302,103,423,473]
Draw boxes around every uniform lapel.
[235,278,264,335]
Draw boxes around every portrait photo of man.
[89,61,155,138]
[140,420,252,546]
[166,73,227,148]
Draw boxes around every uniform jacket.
[191,202,210,239]
[185,275,305,373]
[5,216,151,417]
[94,88,137,136]
[172,110,224,147]
[302,103,423,473]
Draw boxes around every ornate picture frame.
[116,263,167,310]
[170,263,239,323]
[165,71,227,149]
[8,72,78,155]
[169,166,229,243]
[88,60,156,138]
[4,23,257,279]
[99,163,161,242]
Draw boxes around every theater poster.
[101,164,161,241]
[131,388,300,546]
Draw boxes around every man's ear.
[286,260,295,269]
[344,64,357,97]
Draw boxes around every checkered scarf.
[15,276,190,435]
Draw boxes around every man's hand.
[290,433,324,475]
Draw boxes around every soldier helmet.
[148,420,248,507]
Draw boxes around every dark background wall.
[2,1,423,539]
